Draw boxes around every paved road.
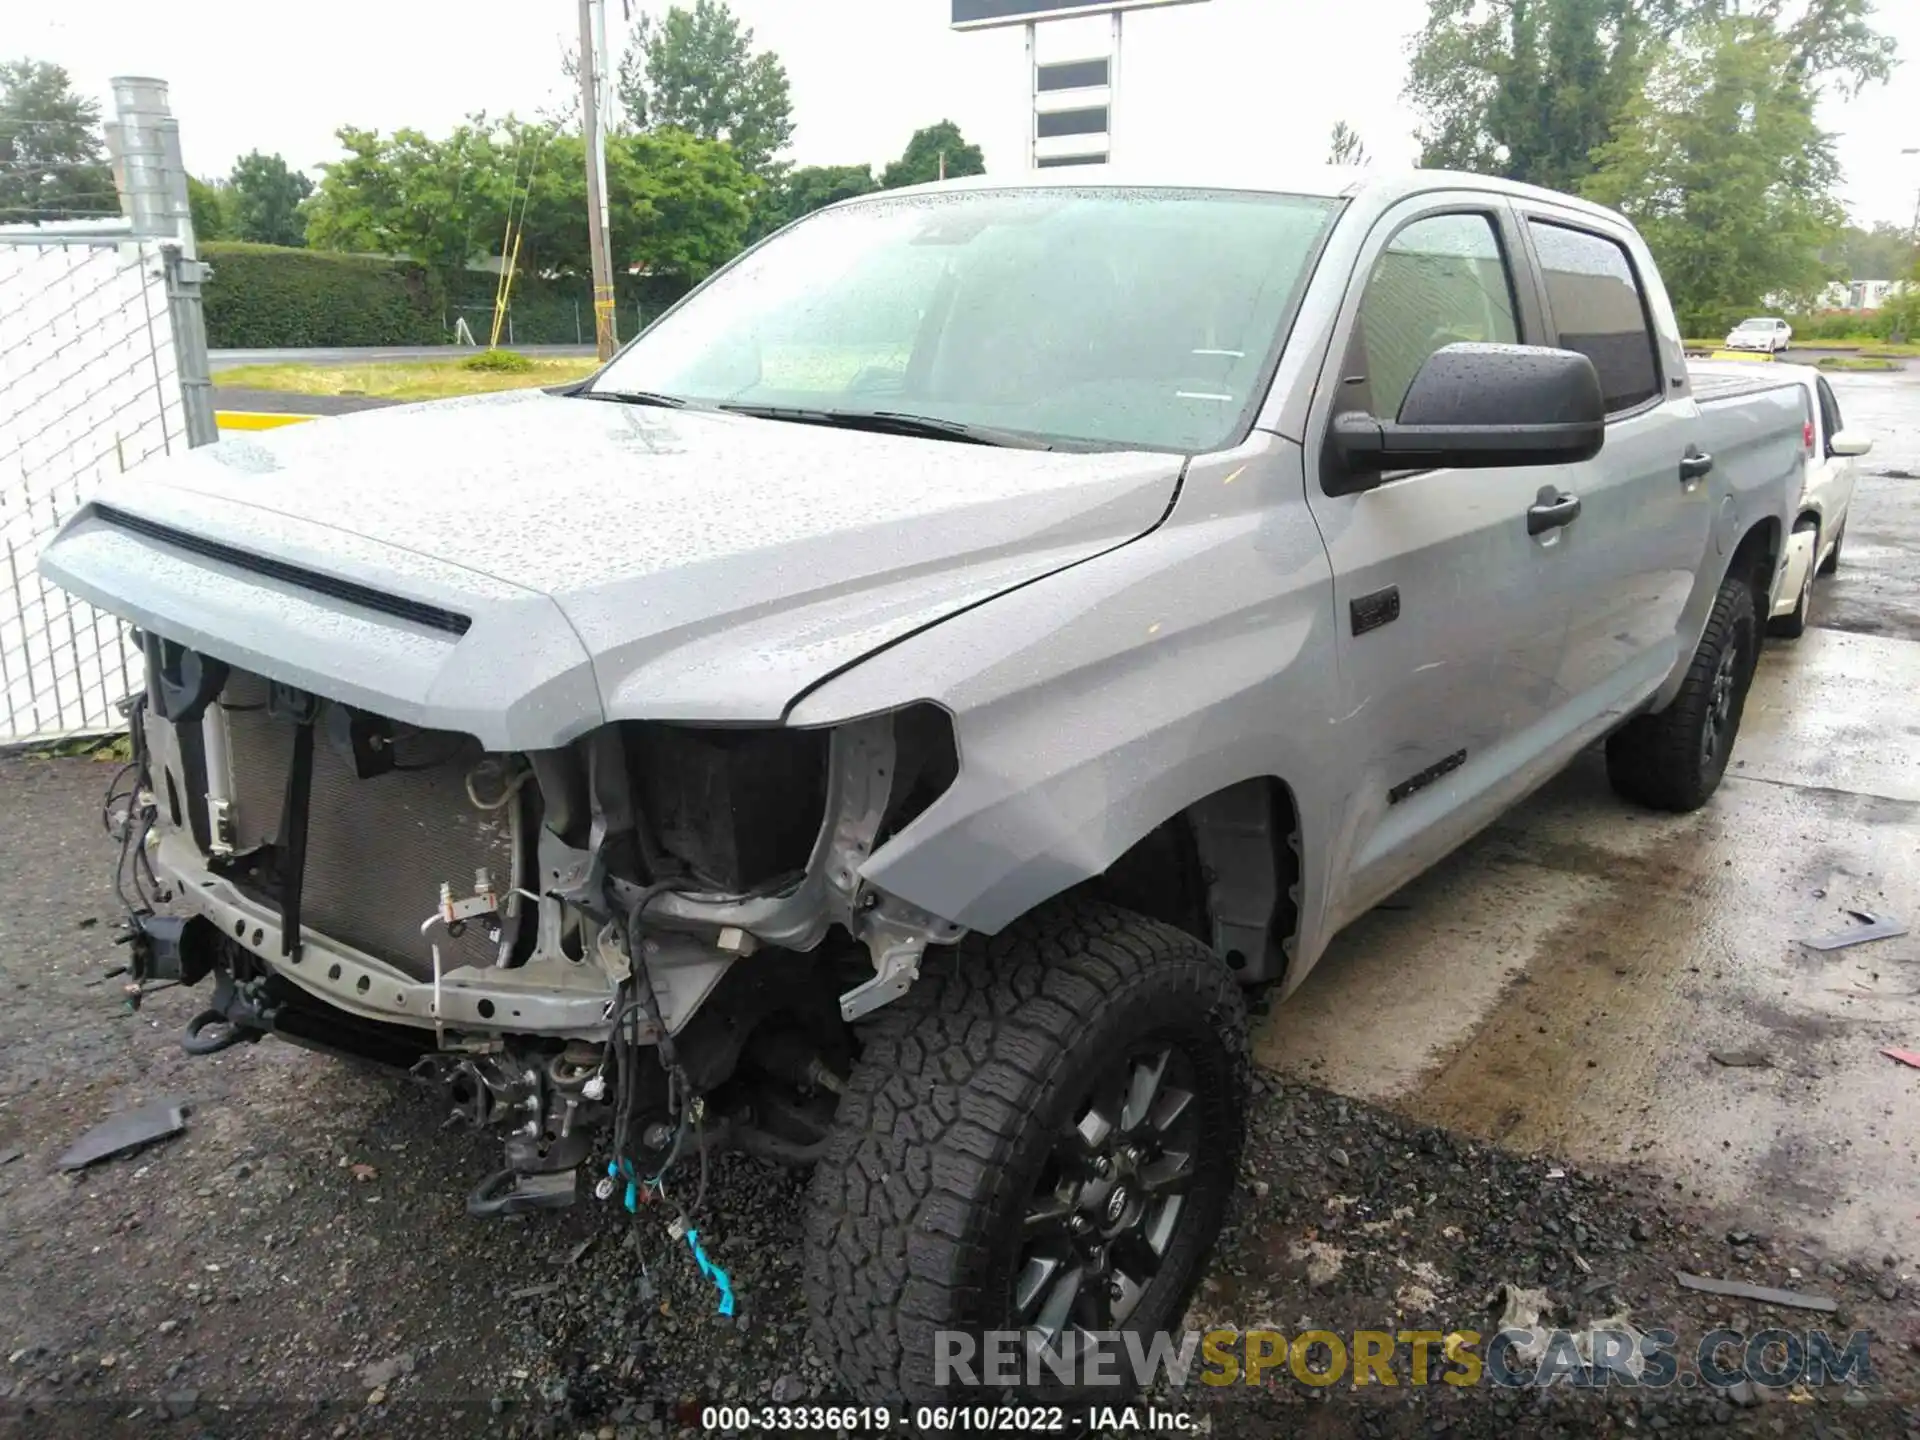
[210,344,597,372]
[213,387,398,416]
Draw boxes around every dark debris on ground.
[2,756,1916,1439]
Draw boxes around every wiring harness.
[595,883,734,1317]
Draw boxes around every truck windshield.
[590,187,1341,453]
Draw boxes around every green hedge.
[202,243,445,348]
[1786,307,1910,342]
[202,242,697,349]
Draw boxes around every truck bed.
[1688,360,1814,407]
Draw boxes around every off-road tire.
[1767,523,1818,639]
[803,899,1248,1409]
[1818,521,1843,576]
[1605,572,1758,812]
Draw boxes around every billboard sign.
[952,0,1207,30]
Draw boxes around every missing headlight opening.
[113,654,964,1222]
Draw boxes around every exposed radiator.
[220,695,516,982]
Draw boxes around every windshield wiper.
[581,387,690,409]
[716,404,1054,450]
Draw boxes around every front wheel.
[803,900,1248,1408]
[1818,521,1844,576]
[1605,572,1759,812]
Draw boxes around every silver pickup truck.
[42,166,1809,1406]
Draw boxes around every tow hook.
[181,1008,254,1056]
[177,971,267,1056]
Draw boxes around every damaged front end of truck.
[38,380,1186,1296]
[110,627,964,1220]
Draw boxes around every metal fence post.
[109,76,217,448]
[161,248,217,445]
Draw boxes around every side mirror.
[1329,343,1606,491]
[1829,428,1872,458]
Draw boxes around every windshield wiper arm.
[716,404,1053,450]
[581,387,689,409]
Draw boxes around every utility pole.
[1900,147,1919,344]
[579,0,617,361]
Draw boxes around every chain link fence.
[0,77,212,744]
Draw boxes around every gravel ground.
[3,753,1917,1439]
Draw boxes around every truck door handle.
[1527,488,1582,535]
[1680,448,1714,482]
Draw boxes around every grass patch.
[1683,340,1917,365]
[215,356,599,401]
[1814,355,1900,372]
[460,348,536,373]
[1683,338,1920,356]
[1788,338,1920,356]
[15,733,132,761]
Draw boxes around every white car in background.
[1724,316,1794,353]
[1771,368,1869,636]
[1691,362,1869,636]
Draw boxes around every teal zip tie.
[682,1226,736,1317]
[608,1158,641,1213]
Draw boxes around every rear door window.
[1527,221,1662,414]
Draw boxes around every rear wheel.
[1606,572,1759,812]
[803,899,1248,1408]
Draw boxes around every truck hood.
[40,388,1182,745]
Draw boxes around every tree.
[614,127,754,279]
[750,162,877,239]
[1581,17,1844,333]
[1406,0,1894,192]
[1327,121,1369,166]
[880,121,985,190]
[305,115,750,286]
[616,0,793,175]
[1882,254,1920,342]
[226,151,313,246]
[1770,0,1898,94]
[1407,0,1677,189]
[0,59,116,222]
[187,175,231,240]
[306,119,522,280]
[1825,221,1915,281]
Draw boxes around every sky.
[6,0,1918,230]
